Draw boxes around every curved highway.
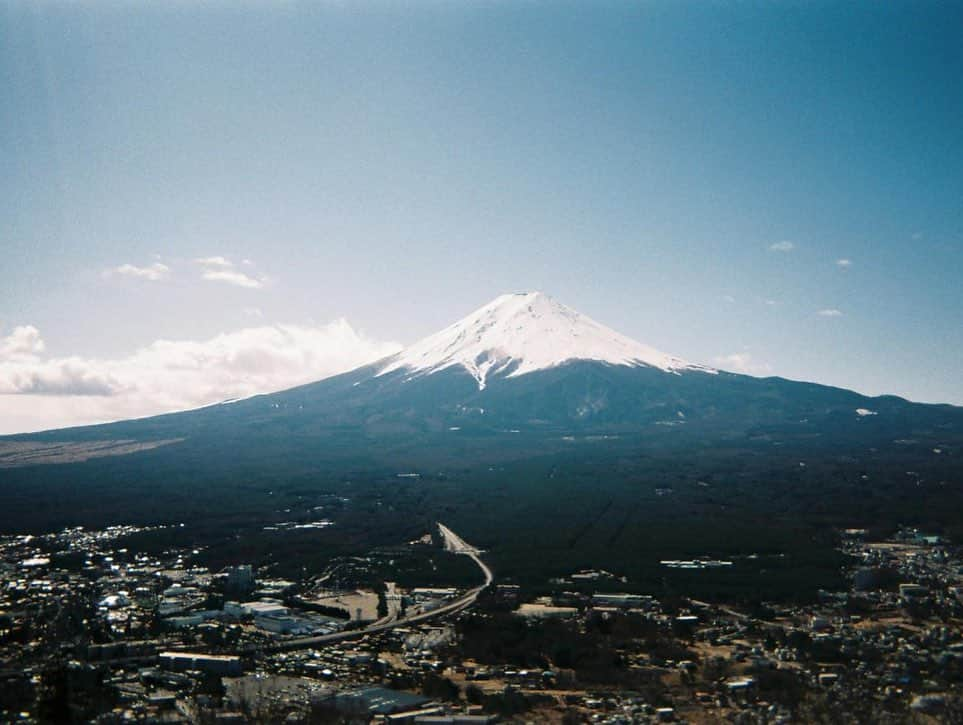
[254,523,492,654]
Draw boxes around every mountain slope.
[3,291,959,462]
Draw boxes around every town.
[1,521,962,723]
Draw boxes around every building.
[159,652,242,676]
[411,588,458,599]
[332,687,432,716]
[224,600,288,618]
[166,610,222,628]
[225,564,255,593]
[591,593,652,608]
[811,616,832,632]
[254,612,324,635]
[899,583,929,601]
[515,603,578,619]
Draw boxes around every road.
[252,523,492,654]
[438,522,493,587]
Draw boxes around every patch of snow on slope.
[378,292,715,390]
[856,408,878,416]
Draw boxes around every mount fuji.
[3,292,962,588]
[4,291,959,461]
[376,291,715,390]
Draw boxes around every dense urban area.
[2,517,963,723]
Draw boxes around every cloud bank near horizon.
[0,321,401,434]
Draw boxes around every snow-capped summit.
[378,292,715,390]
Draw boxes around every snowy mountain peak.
[378,292,715,390]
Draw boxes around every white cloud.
[194,256,233,268]
[0,358,120,396]
[201,269,265,289]
[195,255,267,288]
[0,325,45,359]
[722,295,735,303]
[104,262,170,281]
[0,326,118,395]
[836,258,852,267]
[818,308,843,317]
[711,352,772,376]
[768,241,795,252]
[0,321,401,433]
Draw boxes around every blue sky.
[2,1,962,432]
